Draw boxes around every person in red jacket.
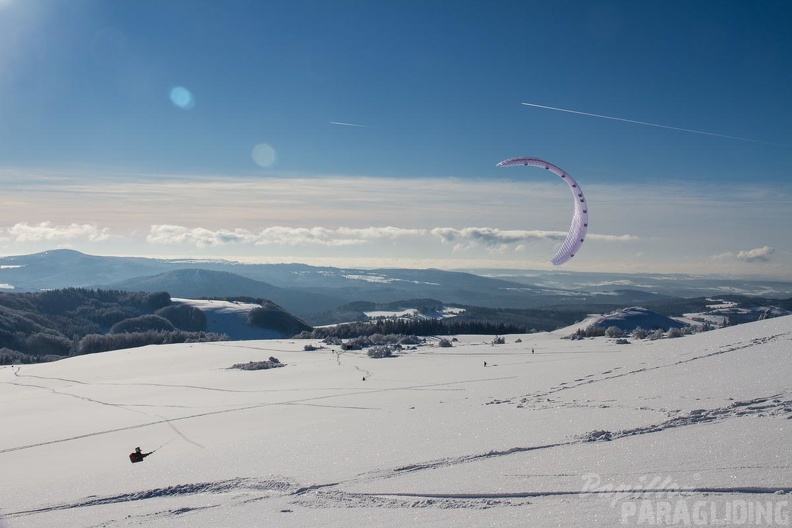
[129,447,152,463]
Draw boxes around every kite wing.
[496,157,588,265]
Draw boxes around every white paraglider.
[496,157,588,265]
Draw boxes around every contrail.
[521,102,790,147]
[329,121,368,128]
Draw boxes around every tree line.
[297,317,526,340]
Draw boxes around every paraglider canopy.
[496,157,588,265]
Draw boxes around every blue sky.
[0,0,790,277]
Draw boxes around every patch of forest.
[309,298,591,334]
[297,317,529,340]
[0,288,226,364]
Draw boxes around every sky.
[0,0,790,278]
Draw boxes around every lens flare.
[169,86,195,110]
[252,143,277,168]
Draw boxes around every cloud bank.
[147,225,427,248]
[737,246,775,263]
[431,227,637,248]
[1,222,111,243]
[145,225,637,253]
[0,169,787,275]
[713,246,776,263]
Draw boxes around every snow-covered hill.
[171,298,308,340]
[1,316,790,527]
[581,306,688,332]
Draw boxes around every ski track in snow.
[7,472,792,520]
[6,392,789,518]
[5,477,298,518]
[0,374,517,455]
[511,332,791,408]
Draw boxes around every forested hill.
[0,288,225,364]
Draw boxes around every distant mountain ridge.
[102,268,342,319]
[1,250,790,325]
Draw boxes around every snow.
[0,316,790,527]
[340,273,439,286]
[170,298,282,340]
[364,307,465,320]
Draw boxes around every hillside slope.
[103,268,342,320]
[1,316,790,527]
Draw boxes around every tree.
[666,327,684,338]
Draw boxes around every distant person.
[129,447,152,463]
[484,361,487,367]
[532,349,534,354]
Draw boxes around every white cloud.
[737,246,775,263]
[431,227,564,250]
[712,246,775,263]
[147,225,258,247]
[2,222,111,242]
[146,225,636,256]
[147,225,427,248]
[430,227,637,248]
[587,234,640,242]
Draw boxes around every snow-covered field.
[1,317,790,527]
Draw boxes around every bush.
[585,326,607,338]
[666,327,684,338]
[367,345,393,358]
[632,327,648,339]
[649,328,665,340]
[343,336,373,350]
[229,357,285,370]
[76,330,227,355]
[605,326,623,338]
[566,325,607,340]
[437,338,453,348]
